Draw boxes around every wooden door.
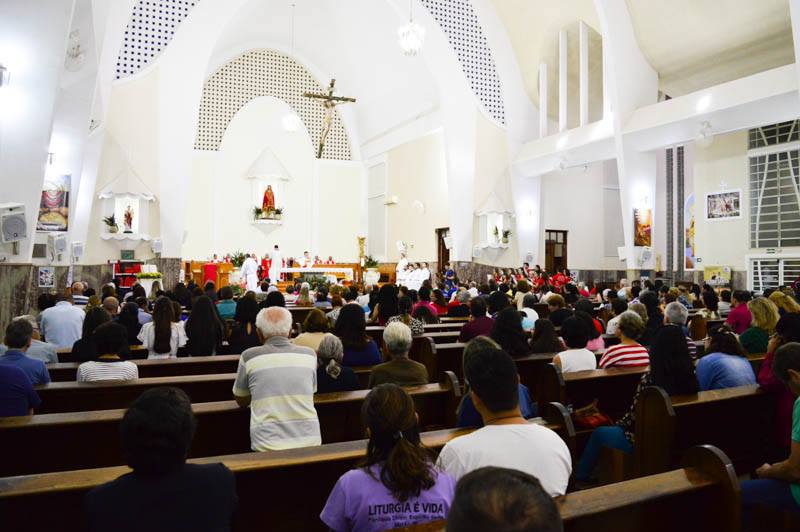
[436,228,450,274]
[545,230,568,272]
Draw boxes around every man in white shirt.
[269,245,283,284]
[300,251,312,268]
[241,253,259,291]
[436,345,572,496]
[40,293,85,349]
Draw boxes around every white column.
[538,63,548,138]
[558,29,568,132]
[579,21,589,126]
[790,0,800,101]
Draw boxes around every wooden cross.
[303,79,356,158]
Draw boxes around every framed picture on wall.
[705,189,742,221]
[633,208,652,247]
[38,266,55,288]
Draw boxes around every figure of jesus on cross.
[303,79,356,159]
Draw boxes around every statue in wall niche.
[124,204,134,233]
[262,185,275,215]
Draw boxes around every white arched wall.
[184,96,363,261]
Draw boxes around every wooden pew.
[56,344,148,363]
[0,405,575,532]
[47,355,241,382]
[0,373,463,476]
[394,445,742,532]
[603,384,773,483]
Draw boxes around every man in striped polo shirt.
[232,306,321,451]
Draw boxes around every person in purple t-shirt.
[320,384,456,531]
[458,298,494,343]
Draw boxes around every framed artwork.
[120,250,135,261]
[705,189,742,221]
[685,194,696,270]
[36,174,70,232]
[633,208,652,247]
[38,266,55,288]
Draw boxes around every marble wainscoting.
[0,264,113,330]
[149,258,183,291]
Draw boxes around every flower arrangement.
[230,251,247,267]
[502,229,512,239]
[103,214,119,233]
[253,206,263,220]
[253,206,283,220]
[364,255,379,269]
[136,272,163,280]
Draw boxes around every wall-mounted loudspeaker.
[71,242,84,260]
[443,236,453,250]
[151,239,163,254]
[472,246,483,259]
[0,203,27,244]
[48,233,68,261]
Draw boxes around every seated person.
[725,290,753,334]
[447,289,471,318]
[412,304,440,325]
[369,322,428,388]
[0,319,51,385]
[316,333,360,394]
[598,311,649,368]
[77,323,139,382]
[740,296,779,354]
[741,342,800,525]
[334,304,382,366]
[576,326,698,481]
[446,467,563,532]
[520,293,539,332]
[437,346,571,496]
[456,337,536,428]
[232,307,320,451]
[552,317,597,373]
[458,298,494,343]
[574,310,604,352]
[117,302,143,346]
[216,286,237,320]
[0,365,41,416]
[605,298,629,335]
[228,297,262,354]
[85,387,238,531]
[529,318,565,354]
[663,302,697,358]
[314,287,332,310]
[545,294,572,327]
[387,296,425,336]
[320,384,455,531]
[72,306,112,362]
[696,325,756,391]
[490,307,531,358]
[293,308,329,352]
[0,315,58,364]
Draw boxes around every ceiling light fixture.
[695,120,714,148]
[282,3,301,133]
[398,0,425,56]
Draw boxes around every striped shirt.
[77,360,139,382]
[232,336,320,452]
[599,343,650,369]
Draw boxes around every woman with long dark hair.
[576,325,698,480]
[118,302,143,346]
[137,296,186,359]
[320,384,455,530]
[71,306,112,362]
[490,307,531,358]
[228,297,262,354]
[529,318,565,354]
[574,310,604,352]
[371,284,400,326]
[184,295,225,356]
[335,304,381,366]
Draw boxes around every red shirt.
[598,343,650,368]
[725,304,753,334]
[433,303,449,315]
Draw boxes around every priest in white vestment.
[241,254,259,291]
[300,251,312,268]
[269,245,283,283]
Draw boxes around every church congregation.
[4,0,800,531]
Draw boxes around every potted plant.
[103,214,119,233]
[363,255,380,285]
[502,229,512,244]
[493,226,500,243]
[273,207,283,220]
[253,206,263,221]
[230,251,247,268]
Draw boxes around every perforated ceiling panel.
[116,0,200,79]
[194,49,352,160]
[420,0,505,125]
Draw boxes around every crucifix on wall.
[303,79,356,159]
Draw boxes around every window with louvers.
[749,121,800,249]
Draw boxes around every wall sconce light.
[0,64,9,88]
